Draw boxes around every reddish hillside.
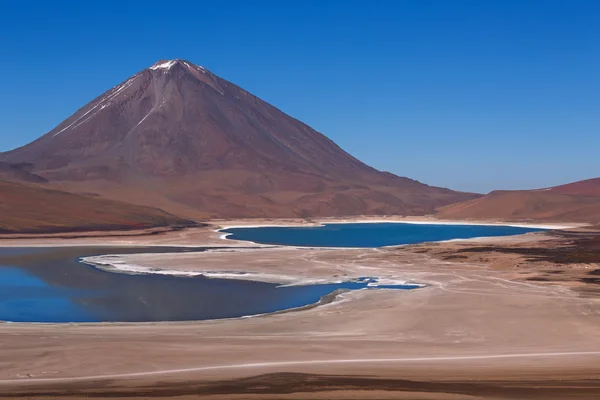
[545,178,600,196]
[437,179,600,223]
[0,59,477,219]
[0,180,194,234]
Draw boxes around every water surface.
[222,222,545,248]
[0,246,416,323]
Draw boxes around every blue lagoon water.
[221,223,545,248]
[0,267,97,323]
[0,247,417,323]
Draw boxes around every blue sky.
[0,0,598,193]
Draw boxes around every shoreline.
[215,217,586,231]
[80,252,425,288]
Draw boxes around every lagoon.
[0,223,546,323]
[0,246,417,323]
[221,222,545,248]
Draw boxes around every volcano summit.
[1,59,477,219]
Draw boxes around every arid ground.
[1,218,599,399]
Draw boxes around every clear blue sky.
[0,0,598,193]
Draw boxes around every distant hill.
[0,59,478,219]
[437,178,600,223]
[0,180,194,234]
[544,178,600,197]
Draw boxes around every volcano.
[1,59,477,219]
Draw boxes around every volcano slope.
[0,59,477,219]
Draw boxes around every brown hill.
[544,178,600,196]
[0,59,477,219]
[437,179,600,223]
[0,179,194,234]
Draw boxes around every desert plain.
[1,218,599,399]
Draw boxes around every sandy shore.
[1,219,599,399]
